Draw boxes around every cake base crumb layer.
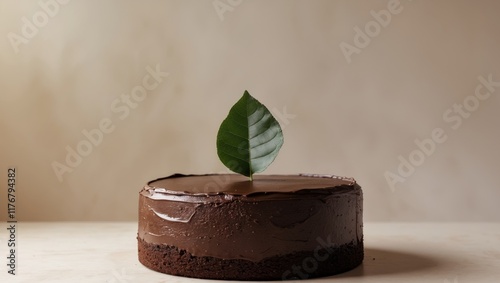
[137,237,363,280]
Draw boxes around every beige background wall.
[0,0,499,221]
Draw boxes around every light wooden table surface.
[0,222,499,283]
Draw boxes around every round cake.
[137,173,363,280]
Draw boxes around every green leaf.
[217,91,284,180]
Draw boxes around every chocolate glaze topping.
[138,174,362,262]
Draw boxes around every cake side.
[138,238,363,280]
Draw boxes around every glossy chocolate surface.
[138,174,362,262]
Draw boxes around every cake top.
[146,174,356,197]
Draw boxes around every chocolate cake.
[137,173,363,280]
